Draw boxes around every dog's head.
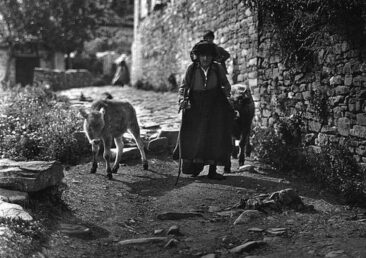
[230,84,253,108]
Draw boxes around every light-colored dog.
[80,99,148,179]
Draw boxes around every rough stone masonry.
[133,0,366,168]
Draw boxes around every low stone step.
[0,159,64,192]
[0,188,29,205]
[0,200,33,221]
[148,137,169,152]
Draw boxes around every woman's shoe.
[207,172,226,180]
[192,163,204,177]
[207,165,226,180]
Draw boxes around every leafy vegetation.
[0,217,46,257]
[0,86,89,164]
[244,0,366,66]
[0,0,104,80]
[252,115,365,204]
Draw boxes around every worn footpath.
[29,86,366,258]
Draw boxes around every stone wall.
[258,29,366,165]
[132,0,258,92]
[33,68,94,91]
[133,0,366,165]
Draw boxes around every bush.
[252,115,365,204]
[0,217,46,256]
[306,143,365,203]
[252,114,305,171]
[0,85,89,164]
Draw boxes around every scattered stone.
[248,227,264,233]
[208,206,221,212]
[59,224,91,237]
[276,188,302,206]
[149,133,159,140]
[142,123,160,129]
[0,159,64,192]
[0,200,33,221]
[234,188,312,213]
[0,188,29,204]
[245,197,264,210]
[266,228,287,236]
[111,147,141,162]
[147,137,169,152]
[229,241,265,254]
[238,164,255,173]
[234,210,263,225]
[216,210,243,217]
[167,225,181,236]
[164,238,179,248]
[201,254,216,258]
[153,229,164,235]
[118,237,167,246]
[157,212,203,220]
[325,250,346,258]
[158,129,179,148]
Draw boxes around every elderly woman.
[175,40,234,180]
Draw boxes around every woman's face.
[199,54,213,69]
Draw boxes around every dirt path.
[33,86,366,258]
[35,154,366,258]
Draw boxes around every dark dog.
[225,84,255,172]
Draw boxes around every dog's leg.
[128,127,148,170]
[231,137,238,159]
[112,136,124,174]
[102,137,113,179]
[238,133,246,166]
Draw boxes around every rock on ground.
[0,200,33,221]
[0,159,64,192]
[0,188,28,205]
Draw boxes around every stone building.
[0,42,64,86]
[133,0,366,166]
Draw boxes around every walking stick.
[175,89,190,186]
[174,124,183,186]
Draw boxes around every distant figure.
[190,30,231,74]
[112,60,130,86]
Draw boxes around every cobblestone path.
[58,85,180,139]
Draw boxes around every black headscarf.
[191,40,218,59]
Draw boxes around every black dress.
[178,86,234,173]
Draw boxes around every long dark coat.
[175,62,234,170]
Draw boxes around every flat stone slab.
[158,129,179,148]
[59,223,91,237]
[110,148,141,162]
[148,137,169,152]
[234,210,263,225]
[229,240,266,254]
[0,188,29,204]
[141,122,161,129]
[118,237,167,246]
[0,200,33,221]
[157,212,203,220]
[0,159,64,192]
